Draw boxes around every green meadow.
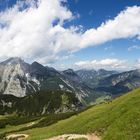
[1,88,140,140]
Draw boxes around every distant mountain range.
[76,69,118,88]
[96,69,140,96]
[0,57,140,115]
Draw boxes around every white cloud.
[80,6,140,48]
[128,45,140,51]
[0,0,74,63]
[74,58,127,70]
[135,59,140,69]
[0,1,140,65]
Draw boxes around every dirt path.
[6,134,29,140]
[45,133,100,140]
[87,133,100,140]
[6,133,100,140]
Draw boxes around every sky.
[0,0,140,70]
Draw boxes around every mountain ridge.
[0,57,140,111]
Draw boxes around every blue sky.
[58,0,140,70]
[67,0,140,28]
[0,0,140,70]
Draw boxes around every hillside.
[1,88,140,140]
[0,91,82,115]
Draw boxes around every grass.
[0,115,5,119]
[0,112,78,138]
[18,88,140,140]
[0,122,32,135]
[0,115,42,139]
[1,88,140,140]
[94,95,111,104]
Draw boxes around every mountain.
[0,58,96,114]
[76,69,118,88]
[1,57,140,115]
[0,57,31,97]
[1,87,140,140]
[76,68,140,102]
[0,58,92,99]
[62,69,94,101]
[96,69,140,96]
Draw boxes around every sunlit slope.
[21,88,140,140]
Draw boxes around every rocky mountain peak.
[135,69,140,73]
[130,69,140,77]
[63,69,76,75]
[1,57,25,65]
[31,61,44,69]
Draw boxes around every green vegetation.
[0,112,78,139]
[94,95,112,104]
[0,90,80,116]
[22,88,140,140]
[0,115,40,129]
[1,88,140,140]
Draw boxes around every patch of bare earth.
[45,133,100,140]
[6,134,29,140]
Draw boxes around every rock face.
[0,58,85,115]
[62,69,92,102]
[0,58,92,103]
[0,58,30,97]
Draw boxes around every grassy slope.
[15,88,140,140]
[0,112,78,138]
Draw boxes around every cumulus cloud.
[0,0,74,63]
[80,6,140,48]
[135,59,140,68]
[0,0,140,65]
[74,59,127,70]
